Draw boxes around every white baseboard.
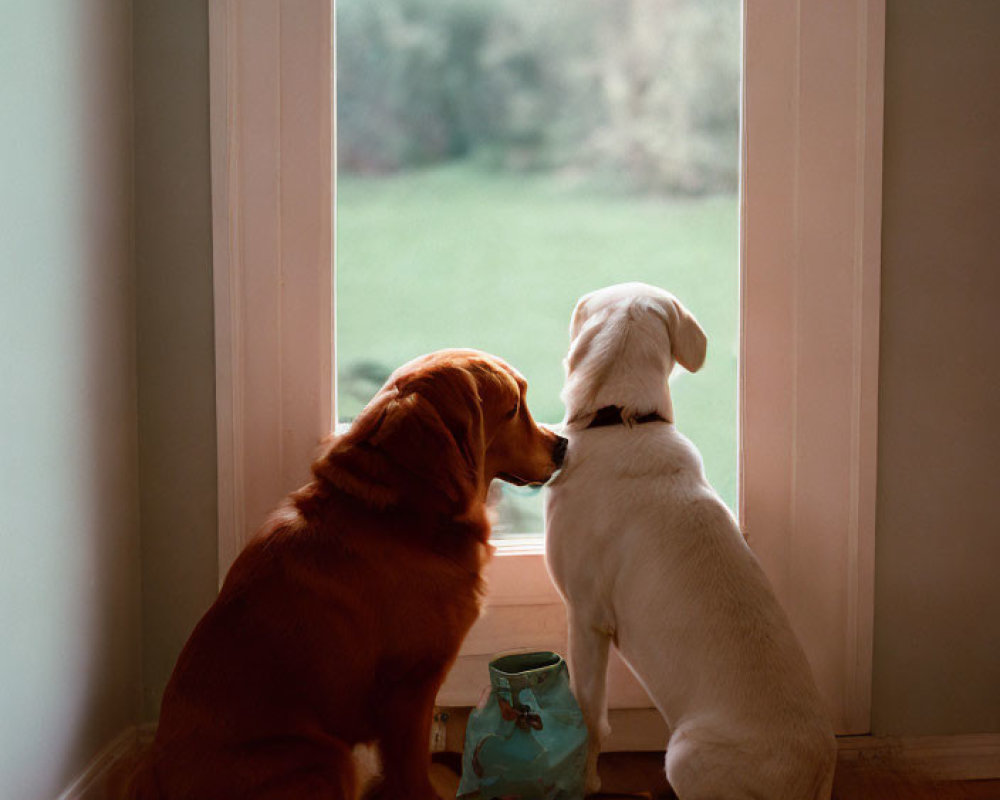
[57,724,155,800]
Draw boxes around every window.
[335,0,741,538]
[210,0,883,740]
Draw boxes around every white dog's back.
[546,424,835,798]
[545,282,836,799]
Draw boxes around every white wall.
[874,0,1000,736]
[133,0,219,722]
[0,1,141,797]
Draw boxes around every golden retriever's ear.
[310,389,405,508]
[313,368,483,512]
[657,296,707,372]
[403,365,486,478]
[467,360,521,433]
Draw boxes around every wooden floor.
[829,760,1000,800]
[431,752,1000,799]
[102,739,999,798]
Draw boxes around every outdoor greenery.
[336,165,739,523]
[337,0,740,194]
[335,0,740,530]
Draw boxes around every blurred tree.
[584,0,740,193]
[336,0,739,194]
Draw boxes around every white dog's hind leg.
[666,727,829,800]
[568,612,612,796]
[665,734,754,800]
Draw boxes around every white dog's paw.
[584,749,602,796]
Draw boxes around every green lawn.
[336,162,739,523]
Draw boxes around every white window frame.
[209,0,883,743]
[209,0,335,575]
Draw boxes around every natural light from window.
[335,0,740,537]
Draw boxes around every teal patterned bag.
[457,651,588,800]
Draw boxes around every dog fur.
[544,283,836,799]
[123,349,565,800]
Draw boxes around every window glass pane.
[335,0,740,537]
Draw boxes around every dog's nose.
[552,435,568,467]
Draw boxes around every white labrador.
[544,283,836,799]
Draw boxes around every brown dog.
[125,349,566,800]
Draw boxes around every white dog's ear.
[568,293,593,341]
[561,306,625,415]
[564,306,608,375]
[657,296,707,372]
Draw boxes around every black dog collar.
[585,405,669,429]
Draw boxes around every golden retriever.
[124,349,566,800]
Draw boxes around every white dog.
[544,283,836,799]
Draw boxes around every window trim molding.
[740,0,884,733]
[209,0,335,579]
[208,0,884,738]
